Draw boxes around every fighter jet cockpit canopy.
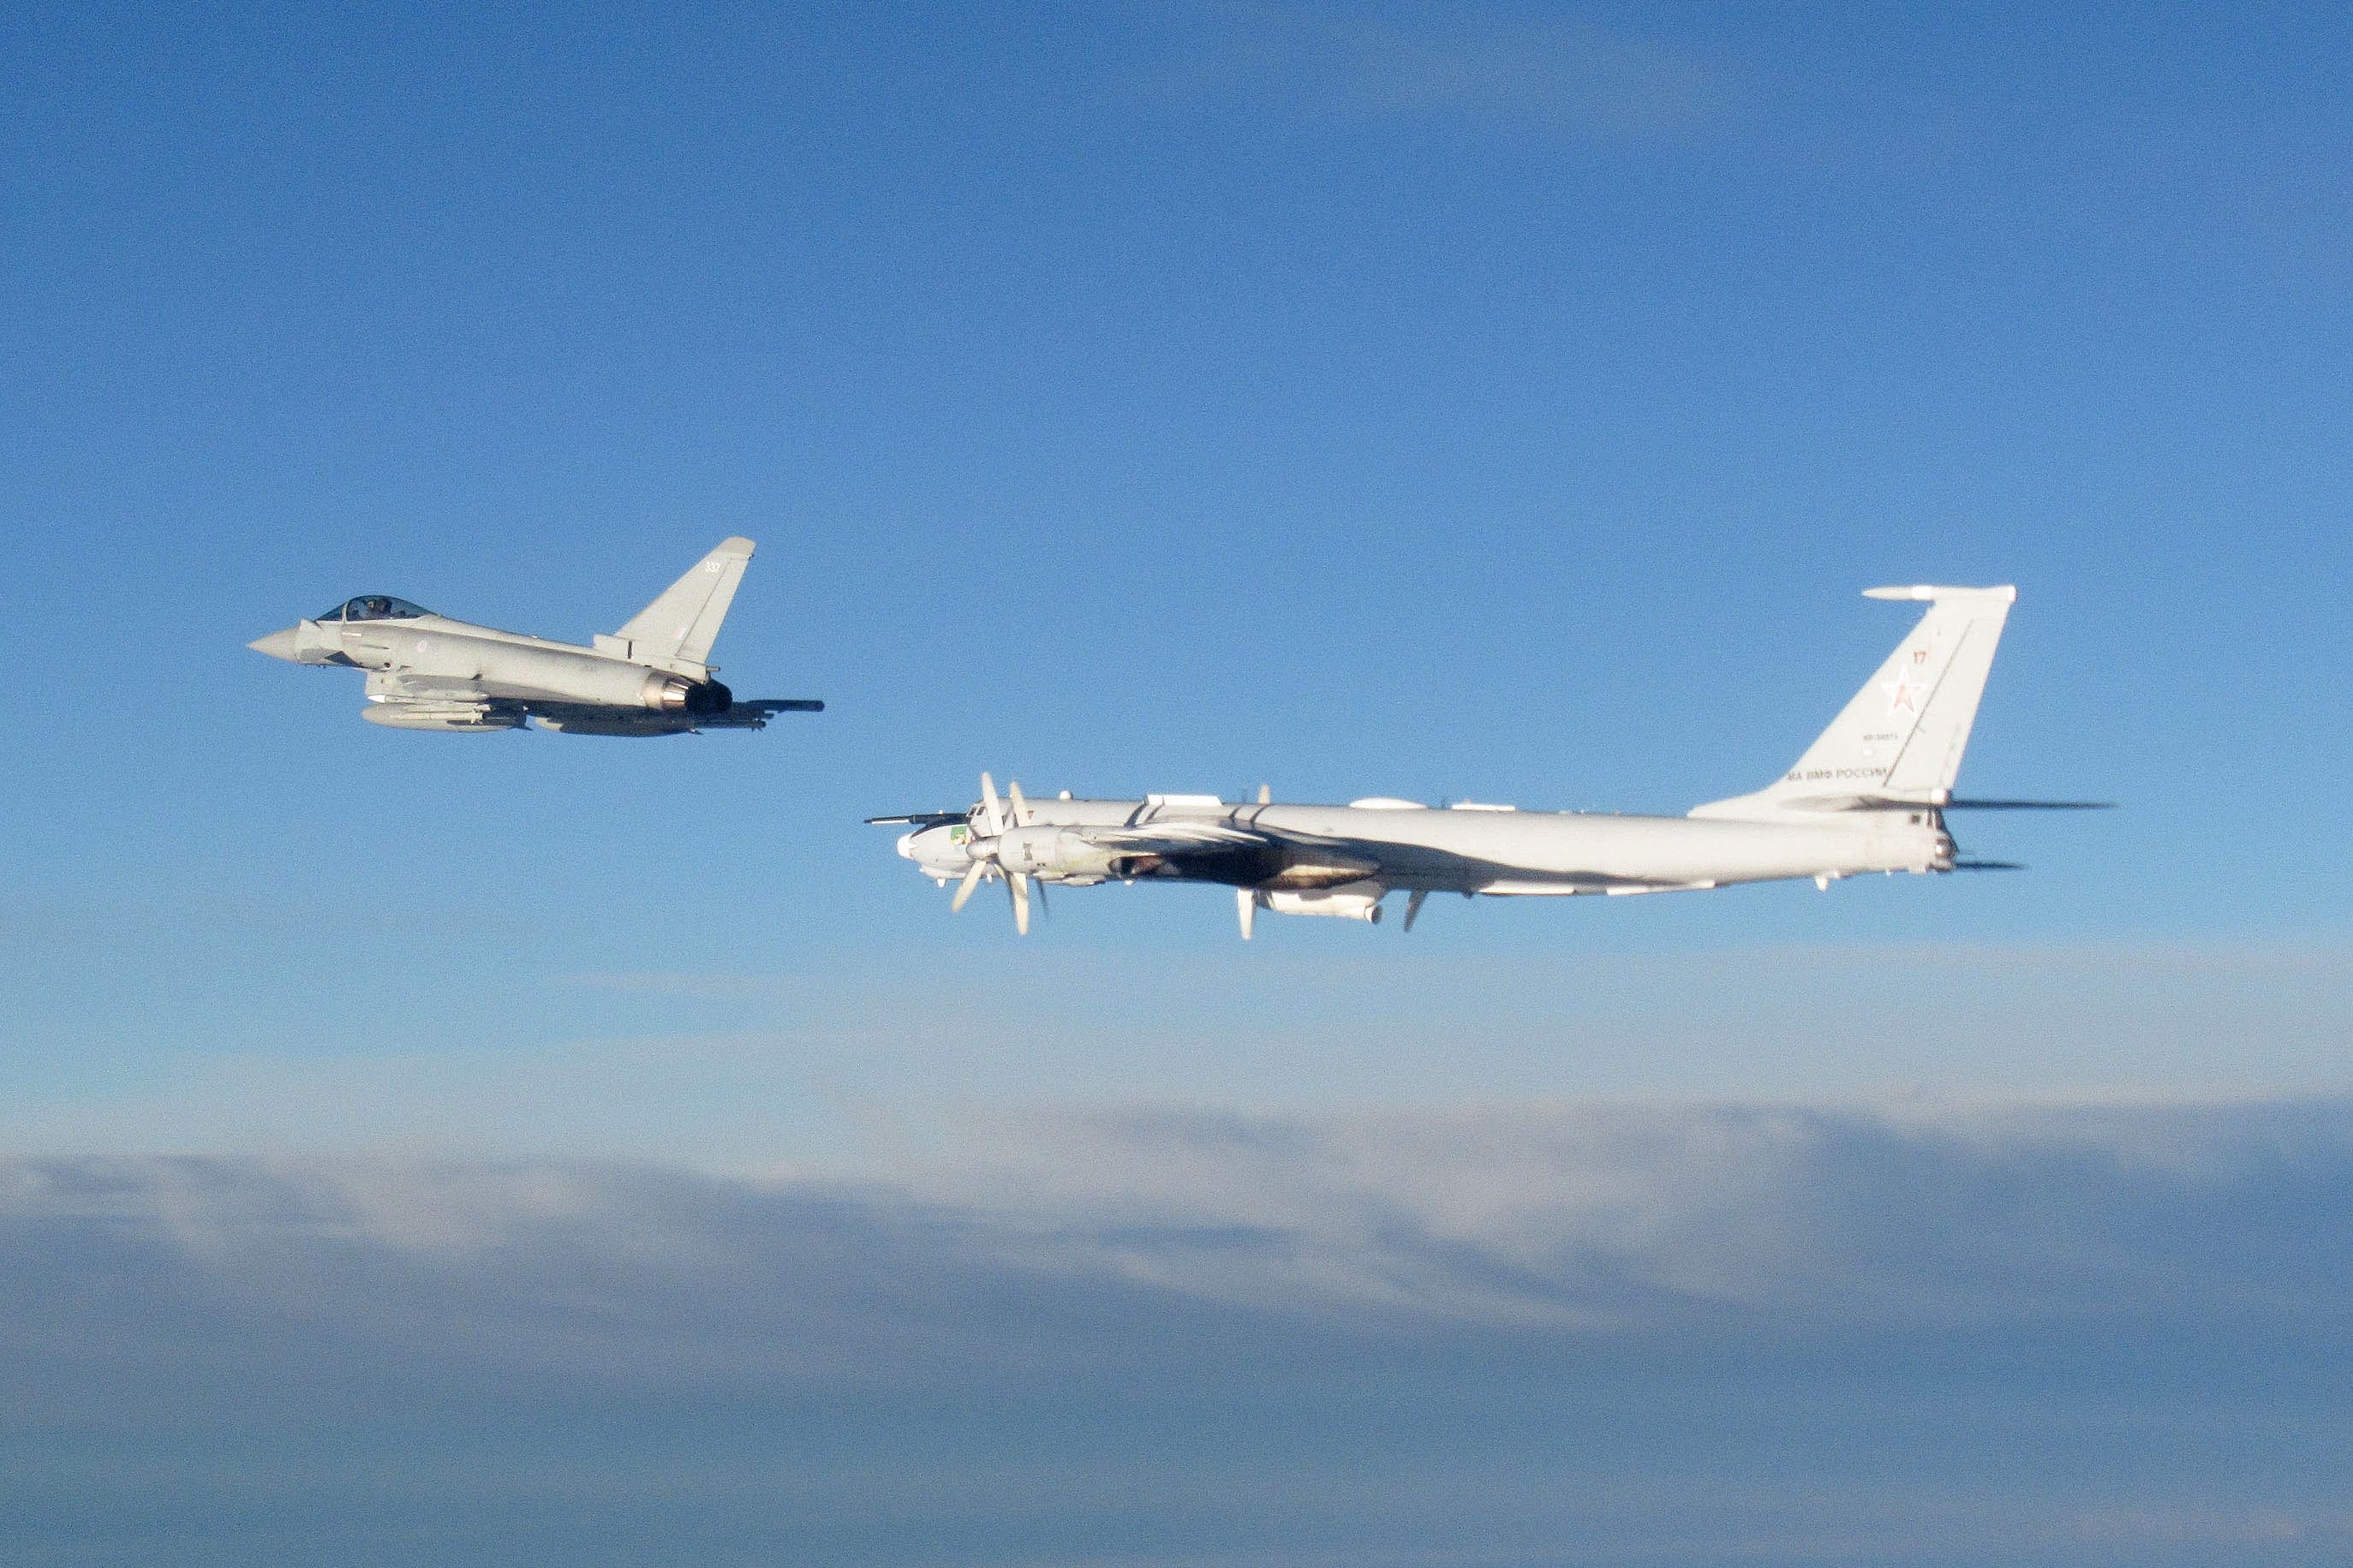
[317,595,429,622]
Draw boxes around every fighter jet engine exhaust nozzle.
[648,675,733,715]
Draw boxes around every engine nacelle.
[992,826,1121,882]
[1262,880,1386,922]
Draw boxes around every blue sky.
[3,3,2351,1563]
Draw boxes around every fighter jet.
[248,537,822,734]
[874,585,2104,936]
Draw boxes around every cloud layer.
[898,1097,2353,1330]
[8,1099,2353,1565]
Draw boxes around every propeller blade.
[1257,784,1271,805]
[1402,889,1428,932]
[1007,778,1030,826]
[1948,860,2028,871]
[1008,870,1031,935]
[950,860,988,912]
[979,773,1006,838]
[1236,886,1256,940]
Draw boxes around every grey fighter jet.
[248,537,822,734]
[874,585,2103,937]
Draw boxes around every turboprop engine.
[935,773,1090,935]
[989,826,1121,885]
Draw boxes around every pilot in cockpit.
[323,595,426,622]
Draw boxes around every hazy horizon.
[5,2,2349,1562]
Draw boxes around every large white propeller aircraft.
[873,585,2103,938]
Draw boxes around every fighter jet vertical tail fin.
[616,537,755,666]
[1689,585,2016,820]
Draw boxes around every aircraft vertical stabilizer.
[1690,585,2016,819]
[617,537,755,667]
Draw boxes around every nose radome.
[897,832,918,859]
[248,627,302,661]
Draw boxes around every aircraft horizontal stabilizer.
[1777,795,2113,814]
[1862,584,2018,603]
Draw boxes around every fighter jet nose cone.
[248,627,302,660]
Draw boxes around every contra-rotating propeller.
[948,772,1046,935]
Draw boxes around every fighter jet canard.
[248,537,823,735]
[873,585,2108,938]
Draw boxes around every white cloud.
[890,1096,2353,1328]
[9,1100,2353,1565]
[9,1096,2353,1357]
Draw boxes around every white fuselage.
[320,615,709,705]
[252,611,734,728]
[890,587,2022,932]
[902,796,1953,898]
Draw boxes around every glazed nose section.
[898,824,973,872]
[248,625,304,661]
